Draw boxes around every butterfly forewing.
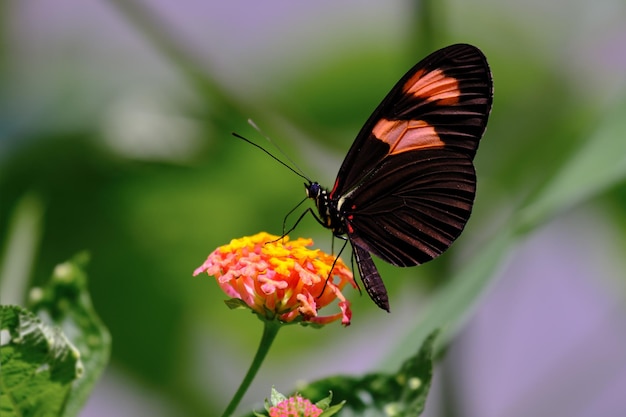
[331,44,492,200]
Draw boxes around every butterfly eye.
[305,182,320,198]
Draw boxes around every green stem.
[220,320,281,417]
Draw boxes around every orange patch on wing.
[372,118,444,153]
[403,69,460,105]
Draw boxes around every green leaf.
[269,386,287,405]
[239,332,437,417]
[296,330,438,417]
[225,298,249,310]
[314,390,333,409]
[319,401,346,417]
[27,254,111,417]
[0,305,82,416]
[1,254,111,417]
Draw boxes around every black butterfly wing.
[342,148,476,268]
[326,44,492,311]
[343,149,475,312]
[329,43,492,201]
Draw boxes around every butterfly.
[303,43,493,312]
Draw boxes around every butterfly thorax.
[305,182,347,236]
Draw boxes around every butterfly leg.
[268,200,317,244]
[280,196,309,238]
[279,201,329,240]
[317,238,352,298]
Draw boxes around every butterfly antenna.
[232,131,309,182]
[246,119,312,182]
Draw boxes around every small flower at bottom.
[255,388,343,417]
[268,396,321,417]
[194,232,356,326]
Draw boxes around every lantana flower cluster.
[194,232,356,326]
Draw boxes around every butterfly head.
[304,181,321,200]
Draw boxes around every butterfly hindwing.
[343,148,476,267]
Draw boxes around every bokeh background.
[1,0,626,416]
